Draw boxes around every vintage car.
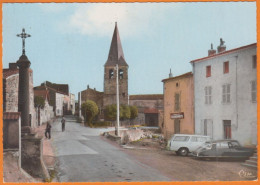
[192,140,255,160]
[167,134,211,156]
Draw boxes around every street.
[50,116,171,182]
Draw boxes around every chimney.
[87,85,89,89]
[169,68,173,78]
[217,38,226,53]
[208,43,216,56]
[9,63,18,69]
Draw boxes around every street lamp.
[115,64,120,136]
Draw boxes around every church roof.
[129,94,163,100]
[105,23,128,67]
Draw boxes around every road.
[50,116,171,182]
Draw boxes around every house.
[34,88,54,126]
[129,94,164,127]
[3,63,36,128]
[162,71,194,139]
[34,81,72,116]
[191,40,257,146]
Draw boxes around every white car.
[168,134,211,156]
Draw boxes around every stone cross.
[17,28,31,55]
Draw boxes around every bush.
[81,100,99,125]
[90,121,112,128]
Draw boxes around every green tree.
[104,104,117,121]
[120,104,130,120]
[81,100,99,125]
[34,96,45,108]
[129,106,138,120]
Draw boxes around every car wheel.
[178,148,189,156]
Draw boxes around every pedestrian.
[61,117,66,132]
[45,122,52,139]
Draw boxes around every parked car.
[192,140,255,160]
[168,134,211,156]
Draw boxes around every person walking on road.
[61,117,66,132]
[45,122,52,139]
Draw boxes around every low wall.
[21,134,50,179]
[3,118,20,149]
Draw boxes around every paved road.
[51,116,171,182]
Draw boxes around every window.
[223,61,229,74]
[119,69,124,79]
[222,84,231,103]
[176,83,179,87]
[206,65,211,77]
[109,69,114,79]
[174,93,180,111]
[205,86,212,104]
[173,136,189,141]
[223,120,231,139]
[253,55,257,69]
[174,119,180,134]
[251,81,257,102]
[202,119,213,138]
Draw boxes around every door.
[174,119,180,134]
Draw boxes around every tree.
[104,104,117,121]
[34,96,45,108]
[120,104,130,120]
[104,104,132,121]
[129,106,138,120]
[81,100,99,125]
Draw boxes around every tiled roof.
[144,108,159,114]
[190,43,256,63]
[3,112,21,120]
[3,69,19,79]
[34,89,49,101]
[162,72,193,82]
[129,94,163,100]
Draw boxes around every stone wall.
[3,118,20,149]
[4,74,19,112]
[21,135,49,179]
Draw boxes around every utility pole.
[116,64,120,136]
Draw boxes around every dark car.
[192,140,255,160]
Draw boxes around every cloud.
[64,3,181,39]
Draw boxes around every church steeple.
[105,22,128,66]
[103,22,129,107]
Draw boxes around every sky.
[2,2,256,98]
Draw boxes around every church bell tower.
[103,22,129,107]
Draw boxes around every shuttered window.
[206,65,211,77]
[251,81,257,102]
[222,84,231,103]
[174,93,180,111]
[223,61,229,74]
[205,86,212,104]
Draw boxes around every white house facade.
[70,93,75,115]
[56,92,64,116]
[191,42,257,146]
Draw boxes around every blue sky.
[2,2,256,97]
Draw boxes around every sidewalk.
[32,122,56,172]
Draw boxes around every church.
[79,23,163,127]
